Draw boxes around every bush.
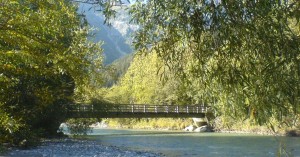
[9,127,40,148]
[107,118,193,130]
[66,118,97,136]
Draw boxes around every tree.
[105,51,194,106]
[72,0,300,128]
[85,0,300,125]
[126,0,300,125]
[105,52,163,104]
[0,0,103,145]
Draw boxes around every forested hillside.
[104,53,134,86]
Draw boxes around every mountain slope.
[78,3,136,64]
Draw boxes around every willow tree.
[82,0,300,125]
[125,0,300,125]
[0,0,103,144]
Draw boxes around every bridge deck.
[67,104,209,118]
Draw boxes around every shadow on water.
[87,129,197,137]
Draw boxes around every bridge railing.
[68,104,209,114]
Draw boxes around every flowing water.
[85,129,300,157]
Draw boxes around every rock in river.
[194,125,208,132]
[184,125,196,132]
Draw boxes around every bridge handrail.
[67,104,210,114]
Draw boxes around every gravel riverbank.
[3,139,163,157]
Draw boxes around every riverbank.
[2,138,163,157]
[101,119,285,136]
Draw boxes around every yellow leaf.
[245,98,250,105]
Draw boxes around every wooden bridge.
[66,104,210,118]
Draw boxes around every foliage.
[105,52,181,104]
[90,0,300,130]
[105,53,134,86]
[71,0,131,24]
[124,0,300,125]
[0,103,22,143]
[66,118,96,136]
[107,118,192,130]
[0,0,103,145]
[103,51,205,129]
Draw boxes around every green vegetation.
[104,51,299,133]
[107,118,193,130]
[104,53,134,87]
[127,0,300,125]
[1,0,300,149]
[99,0,300,133]
[105,52,184,104]
[0,0,103,146]
[66,118,95,136]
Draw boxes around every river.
[85,128,300,157]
